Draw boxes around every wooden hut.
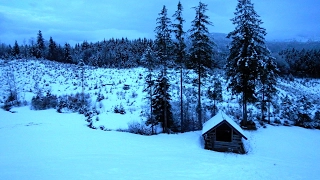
[202,111,247,154]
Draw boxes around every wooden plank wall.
[204,130,245,154]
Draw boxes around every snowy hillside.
[1,107,320,179]
[1,59,320,130]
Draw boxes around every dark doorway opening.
[216,123,232,142]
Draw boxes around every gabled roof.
[202,110,247,140]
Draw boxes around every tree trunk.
[268,101,271,124]
[242,91,247,126]
[213,99,216,116]
[261,89,265,123]
[198,65,202,130]
[150,76,154,134]
[163,71,168,134]
[180,67,184,133]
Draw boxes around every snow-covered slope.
[1,107,320,180]
[1,59,319,130]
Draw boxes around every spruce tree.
[258,56,278,123]
[12,40,20,57]
[48,37,57,61]
[152,74,173,133]
[142,47,157,134]
[154,5,173,133]
[172,1,186,132]
[36,30,45,58]
[226,0,274,126]
[64,43,73,64]
[188,2,215,129]
[208,78,223,116]
[154,5,174,68]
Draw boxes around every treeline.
[279,48,320,78]
[0,31,154,68]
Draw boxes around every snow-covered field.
[1,59,320,179]
[1,107,320,180]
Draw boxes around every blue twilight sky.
[0,0,319,45]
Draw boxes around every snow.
[1,107,320,180]
[1,59,320,179]
[202,110,246,138]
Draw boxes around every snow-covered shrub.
[123,84,130,90]
[127,121,152,135]
[31,91,58,110]
[99,125,105,130]
[294,113,312,127]
[274,118,281,124]
[113,104,126,114]
[280,95,298,121]
[56,93,91,114]
[1,92,21,111]
[313,111,320,121]
[96,92,104,102]
[131,91,138,98]
[86,117,96,129]
[240,120,257,130]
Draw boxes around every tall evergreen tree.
[142,47,157,134]
[154,5,173,133]
[12,40,20,57]
[258,56,278,123]
[152,74,173,133]
[36,30,45,58]
[47,37,57,61]
[226,0,274,126]
[188,2,215,129]
[64,43,73,63]
[172,1,186,132]
[207,78,223,116]
[154,5,174,68]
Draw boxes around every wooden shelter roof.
[202,110,247,140]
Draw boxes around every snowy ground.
[1,59,320,129]
[1,107,320,180]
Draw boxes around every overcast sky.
[0,0,319,45]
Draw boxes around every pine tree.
[207,78,223,116]
[152,74,173,132]
[172,1,186,132]
[188,2,215,129]
[142,47,157,134]
[12,40,20,57]
[154,5,173,133]
[64,43,73,64]
[258,56,278,123]
[36,30,45,58]
[226,0,273,126]
[48,37,57,61]
[155,5,174,67]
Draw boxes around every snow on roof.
[202,110,247,139]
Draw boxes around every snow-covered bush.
[123,84,130,90]
[294,113,312,127]
[127,121,152,135]
[31,91,58,110]
[56,93,91,114]
[96,92,105,102]
[314,111,320,121]
[1,92,21,111]
[113,104,126,114]
[131,91,138,98]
